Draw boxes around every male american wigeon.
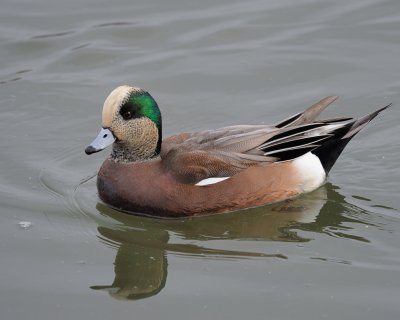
[85,85,389,218]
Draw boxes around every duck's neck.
[110,143,159,162]
[111,118,162,163]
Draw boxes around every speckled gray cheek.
[110,117,160,163]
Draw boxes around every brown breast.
[97,159,301,218]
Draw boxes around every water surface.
[1,0,400,319]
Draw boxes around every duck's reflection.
[91,232,168,300]
[91,183,370,300]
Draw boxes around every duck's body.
[97,152,323,218]
[86,86,389,218]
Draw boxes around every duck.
[85,85,389,218]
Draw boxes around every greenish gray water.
[1,0,400,319]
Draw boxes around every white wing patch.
[195,177,231,186]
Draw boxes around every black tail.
[313,103,391,174]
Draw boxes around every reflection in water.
[90,183,371,300]
[91,230,168,300]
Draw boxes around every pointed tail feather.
[343,103,392,139]
[313,103,391,174]
[275,96,339,128]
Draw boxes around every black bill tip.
[85,145,98,155]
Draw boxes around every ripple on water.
[38,145,101,239]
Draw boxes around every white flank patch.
[293,152,326,192]
[195,177,231,186]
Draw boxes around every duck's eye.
[122,111,133,120]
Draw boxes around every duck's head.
[85,85,162,162]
